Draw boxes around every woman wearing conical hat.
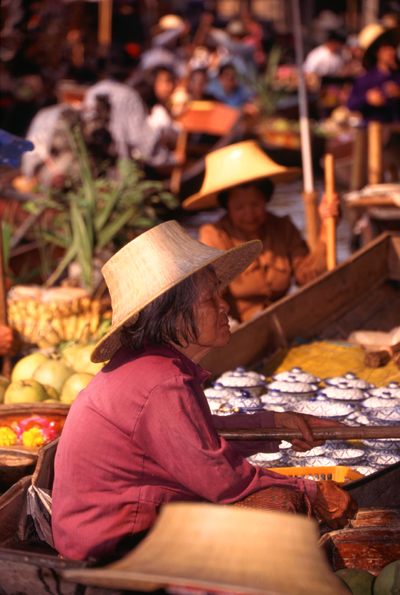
[51,221,355,562]
[183,140,339,323]
[347,23,400,122]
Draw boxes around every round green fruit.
[33,359,73,393]
[42,384,60,401]
[11,352,48,382]
[62,344,103,375]
[4,379,48,404]
[60,372,93,404]
[373,561,400,595]
[335,568,374,595]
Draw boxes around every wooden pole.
[368,121,383,185]
[220,425,400,441]
[350,126,367,191]
[302,190,319,250]
[0,225,12,378]
[170,129,188,196]
[324,153,337,271]
[98,0,113,53]
[291,0,319,250]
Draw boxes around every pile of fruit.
[0,414,65,449]
[7,285,111,349]
[335,560,400,595]
[0,344,104,408]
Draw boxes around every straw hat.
[182,140,300,211]
[158,14,185,31]
[91,221,261,362]
[63,502,348,594]
[358,23,400,65]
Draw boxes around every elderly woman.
[183,140,338,323]
[51,221,355,563]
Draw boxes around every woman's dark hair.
[120,267,212,351]
[134,65,176,110]
[218,178,275,209]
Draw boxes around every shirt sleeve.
[133,373,317,504]
[212,410,280,457]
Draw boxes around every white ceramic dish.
[362,396,399,409]
[368,451,400,466]
[324,373,372,390]
[293,400,353,419]
[369,383,400,400]
[272,367,321,384]
[248,451,285,466]
[362,439,400,451]
[328,448,365,465]
[318,386,366,401]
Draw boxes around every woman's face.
[227,185,267,235]
[376,44,397,68]
[192,270,230,348]
[154,70,175,103]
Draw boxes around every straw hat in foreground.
[63,502,348,594]
[358,23,400,66]
[182,140,300,211]
[91,220,261,362]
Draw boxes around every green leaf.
[44,242,78,288]
[97,207,137,249]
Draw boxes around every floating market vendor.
[347,23,400,123]
[52,221,355,562]
[183,140,339,323]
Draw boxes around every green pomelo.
[11,352,48,382]
[33,359,73,393]
[60,372,93,404]
[373,561,400,595]
[335,568,374,595]
[42,384,60,401]
[62,344,103,375]
[4,379,48,404]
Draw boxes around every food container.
[227,392,263,412]
[361,396,399,409]
[317,386,366,402]
[328,448,366,466]
[216,368,267,397]
[324,373,372,390]
[368,451,400,467]
[290,445,326,459]
[362,439,400,451]
[292,400,353,420]
[272,367,321,385]
[288,455,337,467]
[368,382,400,400]
[259,392,290,406]
[368,406,400,423]
[265,380,319,400]
[248,451,286,467]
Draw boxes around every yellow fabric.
[271,341,400,387]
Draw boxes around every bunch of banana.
[7,286,111,349]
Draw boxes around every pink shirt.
[52,345,316,560]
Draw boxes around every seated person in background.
[207,62,255,109]
[52,220,355,562]
[303,30,347,78]
[183,141,339,323]
[347,23,400,122]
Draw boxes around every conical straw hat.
[183,140,300,211]
[63,502,348,594]
[358,24,400,65]
[91,220,261,362]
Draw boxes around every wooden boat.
[199,231,400,377]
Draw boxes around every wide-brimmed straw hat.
[182,140,300,211]
[91,220,261,362]
[358,23,400,66]
[63,502,348,594]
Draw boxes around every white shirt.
[303,45,345,77]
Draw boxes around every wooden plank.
[200,233,393,376]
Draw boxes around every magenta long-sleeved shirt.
[51,344,316,561]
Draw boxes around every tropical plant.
[24,126,178,293]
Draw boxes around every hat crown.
[358,23,385,49]
[102,221,221,326]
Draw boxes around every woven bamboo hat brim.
[182,140,300,211]
[91,221,261,362]
[358,24,400,66]
[63,502,348,594]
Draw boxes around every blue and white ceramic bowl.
[248,451,286,467]
[265,380,319,399]
[318,386,366,402]
[362,396,399,410]
[272,367,321,385]
[362,439,400,451]
[368,383,400,400]
[328,448,365,465]
[324,373,372,390]
[368,451,400,467]
[216,368,267,397]
[292,400,353,420]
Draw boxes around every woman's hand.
[273,411,344,451]
[314,480,358,529]
[319,192,340,221]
